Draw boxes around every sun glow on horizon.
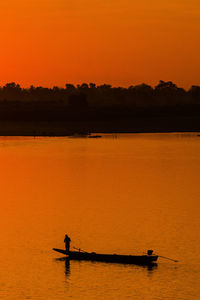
[0,0,200,88]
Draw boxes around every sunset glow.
[0,0,200,88]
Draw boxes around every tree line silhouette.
[0,81,200,133]
[0,81,200,107]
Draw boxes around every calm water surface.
[0,133,200,299]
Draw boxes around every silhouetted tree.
[154,80,187,106]
[89,83,96,89]
[65,84,75,91]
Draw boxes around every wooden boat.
[53,248,158,265]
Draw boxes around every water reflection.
[65,259,70,278]
[55,257,71,279]
[146,263,158,273]
[55,257,157,281]
[0,134,199,299]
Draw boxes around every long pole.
[158,255,178,262]
[73,246,87,253]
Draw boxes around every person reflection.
[65,258,70,278]
[146,263,158,273]
[55,257,71,280]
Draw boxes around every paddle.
[158,255,179,262]
[73,246,87,253]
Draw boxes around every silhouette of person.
[64,234,71,253]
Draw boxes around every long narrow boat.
[53,248,158,265]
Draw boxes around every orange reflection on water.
[0,134,200,299]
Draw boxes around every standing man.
[64,234,71,253]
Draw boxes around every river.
[0,133,200,299]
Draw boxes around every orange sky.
[0,0,200,88]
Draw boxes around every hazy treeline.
[0,81,200,106]
[0,81,200,123]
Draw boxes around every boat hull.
[53,248,158,265]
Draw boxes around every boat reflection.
[54,257,158,280]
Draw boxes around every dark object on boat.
[52,248,158,265]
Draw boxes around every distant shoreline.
[0,81,200,136]
[0,116,200,136]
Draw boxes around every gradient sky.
[0,0,200,88]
